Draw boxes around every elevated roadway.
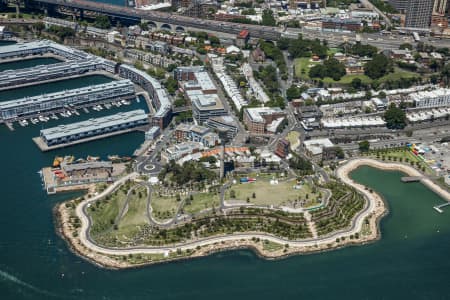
[29,0,282,40]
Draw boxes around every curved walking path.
[64,158,450,262]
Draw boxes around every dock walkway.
[401,176,424,182]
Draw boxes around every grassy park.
[295,58,418,85]
[183,192,220,214]
[226,178,321,208]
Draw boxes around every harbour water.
[1,59,450,299]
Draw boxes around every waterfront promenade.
[59,159,393,267]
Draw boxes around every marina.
[0,79,136,123]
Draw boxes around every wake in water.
[0,269,61,298]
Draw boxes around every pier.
[401,176,424,183]
[433,202,450,213]
[33,110,149,151]
[0,58,114,90]
[0,80,135,122]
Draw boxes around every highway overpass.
[28,0,282,40]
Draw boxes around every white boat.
[116,101,122,107]
[31,118,39,124]
[66,111,72,117]
[50,114,58,120]
[73,110,80,116]
[136,96,140,103]
[38,115,47,122]
[104,103,112,109]
[83,107,89,113]
[121,99,131,105]
[22,119,29,126]
[97,105,104,110]
[19,120,27,127]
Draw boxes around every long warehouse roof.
[0,80,134,110]
[41,109,148,140]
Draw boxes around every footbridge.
[28,0,282,40]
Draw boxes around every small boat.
[73,110,80,116]
[63,156,74,164]
[136,96,140,103]
[75,158,86,163]
[104,103,112,109]
[31,118,39,124]
[87,155,100,162]
[83,107,90,113]
[121,99,131,105]
[38,115,47,122]
[116,101,122,107]
[108,155,121,162]
[50,114,58,120]
[66,111,72,117]
[59,112,67,118]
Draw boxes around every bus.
[413,32,420,42]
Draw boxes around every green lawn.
[226,179,321,207]
[119,185,148,228]
[89,185,130,234]
[294,57,320,80]
[183,192,220,214]
[295,58,419,85]
[151,191,180,221]
[286,131,300,150]
[323,74,372,84]
[262,240,284,252]
[378,68,418,82]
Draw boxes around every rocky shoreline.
[55,158,447,269]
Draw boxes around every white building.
[409,88,450,108]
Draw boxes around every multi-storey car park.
[34,109,149,150]
[0,80,135,122]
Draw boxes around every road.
[69,160,380,257]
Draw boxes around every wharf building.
[0,40,92,61]
[38,109,149,148]
[0,58,116,89]
[243,107,286,134]
[0,80,135,122]
[409,88,450,108]
[118,64,172,129]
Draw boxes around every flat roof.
[245,107,284,123]
[0,80,133,110]
[41,109,148,140]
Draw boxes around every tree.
[323,58,346,81]
[384,103,407,129]
[94,15,111,29]
[365,54,392,79]
[351,77,362,89]
[261,9,276,26]
[286,85,301,101]
[399,43,413,50]
[359,140,370,152]
[309,64,327,79]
